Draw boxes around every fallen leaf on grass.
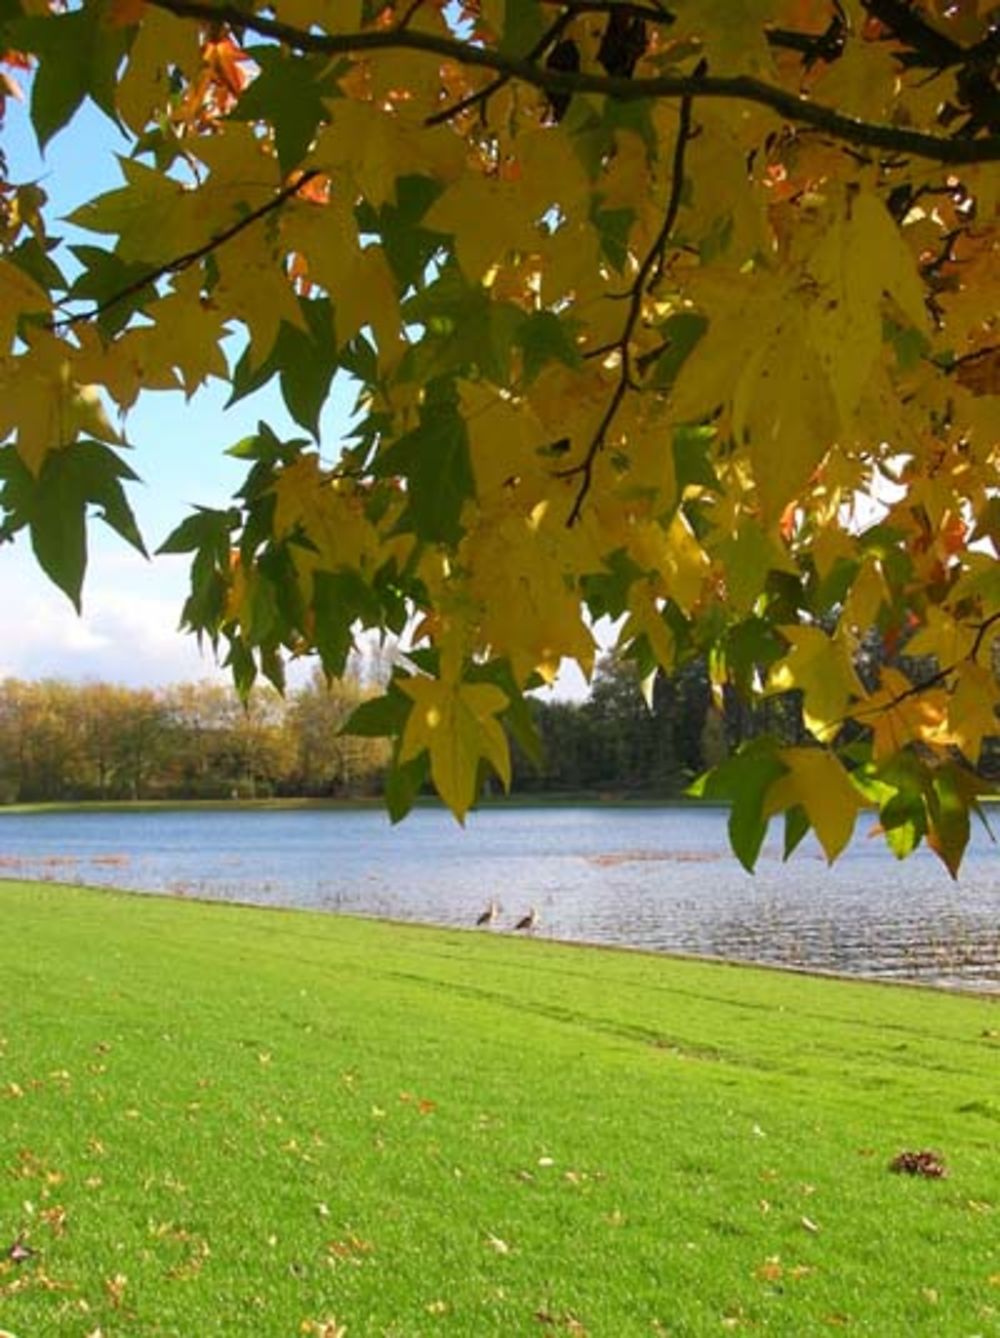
[104,1273,127,1308]
[889,1149,948,1178]
[326,1235,373,1263]
[800,1216,820,1234]
[485,1234,510,1255]
[756,1256,784,1282]
[301,1320,346,1337]
[425,1300,448,1314]
[39,1206,68,1236]
[535,1309,588,1333]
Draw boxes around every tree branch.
[425,8,574,128]
[848,609,1000,730]
[556,91,695,526]
[50,170,320,331]
[146,0,1000,164]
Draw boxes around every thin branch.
[396,0,426,29]
[848,609,1000,727]
[425,8,574,128]
[49,170,320,331]
[557,91,694,526]
[146,0,1000,164]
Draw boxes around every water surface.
[1,805,998,991]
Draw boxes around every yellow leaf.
[768,626,864,743]
[621,583,674,671]
[424,172,540,282]
[464,505,596,685]
[904,607,976,662]
[0,259,49,350]
[270,456,378,573]
[713,522,795,616]
[863,666,952,761]
[626,513,710,614]
[764,748,865,863]
[840,558,889,636]
[733,308,839,519]
[399,676,510,821]
[0,336,120,474]
[947,662,1000,763]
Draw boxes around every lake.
[1,804,998,992]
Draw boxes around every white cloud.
[2,541,225,686]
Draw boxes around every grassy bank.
[0,881,997,1336]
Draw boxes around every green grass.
[0,881,998,1336]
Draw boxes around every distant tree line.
[0,657,764,804]
[3,633,997,804]
[0,674,390,803]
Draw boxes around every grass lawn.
[0,881,998,1336]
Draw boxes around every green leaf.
[783,805,810,860]
[650,314,708,391]
[225,635,257,700]
[342,683,412,738]
[880,787,925,860]
[590,205,634,273]
[157,507,238,557]
[926,763,974,879]
[692,737,787,872]
[376,381,475,545]
[16,5,129,149]
[68,245,155,336]
[8,236,67,296]
[0,440,145,611]
[385,750,429,823]
[515,310,582,384]
[500,0,547,54]
[402,267,526,384]
[229,299,337,439]
[234,47,343,173]
[672,425,720,494]
[310,568,382,678]
[357,175,448,292]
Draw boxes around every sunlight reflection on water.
[1,805,998,991]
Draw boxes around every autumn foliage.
[0,0,998,868]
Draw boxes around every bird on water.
[476,899,499,926]
[514,907,539,931]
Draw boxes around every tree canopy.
[0,0,998,870]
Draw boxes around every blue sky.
[2,94,355,686]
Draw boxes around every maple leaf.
[767,626,864,744]
[398,674,510,821]
[4,0,1000,868]
[763,748,865,864]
